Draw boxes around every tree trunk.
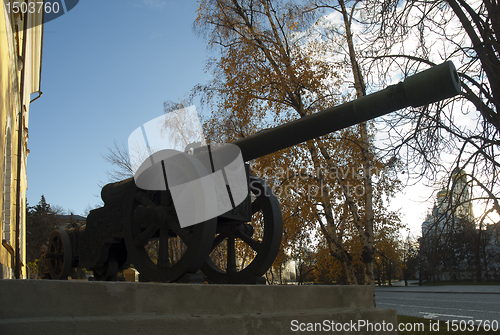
[338,0,375,297]
[338,0,375,285]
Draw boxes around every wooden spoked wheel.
[202,176,283,284]
[124,184,216,282]
[47,229,72,280]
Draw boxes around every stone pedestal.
[0,280,397,334]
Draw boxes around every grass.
[398,315,500,334]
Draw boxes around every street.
[375,283,500,325]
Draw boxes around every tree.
[26,196,61,263]
[314,240,355,284]
[372,217,404,286]
[309,0,383,288]
[195,0,402,286]
[420,216,477,282]
[293,245,316,285]
[360,0,500,232]
[102,140,134,183]
[401,234,419,286]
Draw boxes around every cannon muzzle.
[232,61,461,162]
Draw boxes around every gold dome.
[451,167,466,180]
[437,189,449,198]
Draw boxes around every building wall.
[1,1,43,279]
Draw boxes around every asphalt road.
[375,284,500,326]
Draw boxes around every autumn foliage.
[195,0,403,285]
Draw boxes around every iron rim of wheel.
[123,183,217,282]
[47,229,72,280]
[202,175,283,284]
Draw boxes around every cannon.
[40,61,461,283]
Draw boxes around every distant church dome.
[422,168,474,237]
[437,189,449,198]
[451,167,467,181]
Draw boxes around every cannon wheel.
[47,230,72,280]
[202,175,283,284]
[124,184,217,282]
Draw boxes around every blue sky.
[26,0,209,214]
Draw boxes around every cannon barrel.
[232,61,461,162]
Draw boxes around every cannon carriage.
[39,61,461,283]
[42,171,281,283]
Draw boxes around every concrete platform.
[0,280,397,334]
